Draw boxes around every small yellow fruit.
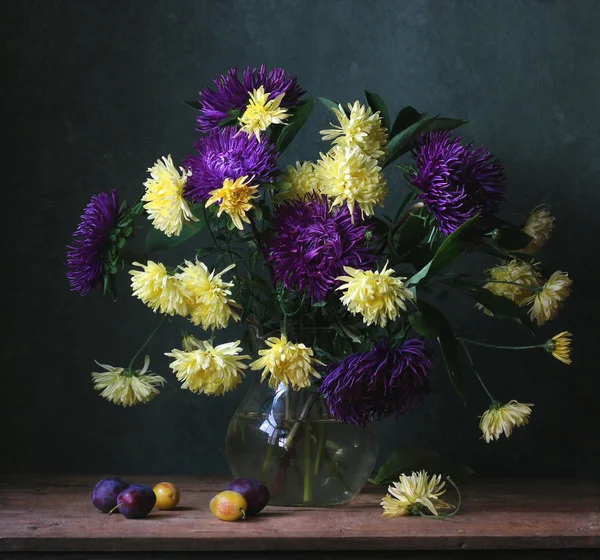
[210,490,247,521]
[153,482,180,510]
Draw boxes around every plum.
[91,477,130,513]
[210,490,247,521]
[115,484,156,519]
[225,478,269,516]
[153,482,180,510]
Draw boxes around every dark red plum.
[116,484,156,519]
[225,478,269,516]
[91,477,130,513]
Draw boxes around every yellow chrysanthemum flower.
[142,155,197,237]
[321,101,388,161]
[545,331,572,365]
[381,471,452,517]
[479,400,533,443]
[205,175,260,230]
[314,146,388,218]
[477,259,541,315]
[274,161,320,203]
[176,260,241,330]
[523,271,572,326]
[250,334,322,390]
[336,263,414,327]
[91,356,165,407]
[239,86,289,140]
[165,338,249,396]
[521,205,555,254]
[130,261,189,316]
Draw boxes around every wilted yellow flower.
[314,146,387,218]
[91,356,165,407]
[381,471,452,517]
[142,155,197,237]
[239,86,289,140]
[274,161,320,203]
[321,101,388,161]
[250,334,322,390]
[165,338,249,396]
[545,331,572,365]
[479,260,541,315]
[521,205,555,254]
[205,176,260,230]
[336,263,414,327]
[176,260,241,330]
[130,261,189,316]
[524,271,572,326]
[479,400,533,443]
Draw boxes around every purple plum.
[225,478,269,516]
[91,477,130,513]
[116,484,156,519]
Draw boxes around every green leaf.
[409,311,438,338]
[145,206,207,253]
[364,90,390,131]
[391,106,423,137]
[276,98,313,154]
[407,215,480,286]
[318,96,341,113]
[185,100,201,110]
[417,300,466,403]
[492,226,533,251]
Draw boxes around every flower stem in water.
[303,421,312,504]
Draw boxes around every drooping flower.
[381,471,452,517]
[196,65,305,132]
[336,263,414,327]
[545,331,572,365]
[321,101,388,161]
[267,195,376,302]
[478,260,541,315]
[521,205,555,254]
[479,400,533,443]
[205,175,260,230]
[184,126,278,203]
[239,86,289,140]
[130,261,189,316]
[315,146,387,218]
[274,161,320,203]
[91,356,165,407]
[165,337,249,396]
[176,260,241,330]
[320,338,431,427]
[250,334,322,390]
[66,190,122,296]
[411,131,505,236]
[523,271,572,326]
[142,155,197,237]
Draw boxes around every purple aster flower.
[183,126,278,202]
[266,195,376,302]
[66,190,121,296]
[411,131,505,236]
[320,338,431,427]
[197,65,305,132]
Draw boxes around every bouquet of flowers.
[67,65,572,506]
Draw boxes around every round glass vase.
[226,379,378,507]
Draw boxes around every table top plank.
[1,475,599,552]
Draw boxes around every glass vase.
[226,379,378,507]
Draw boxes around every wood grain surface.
[0,475,599,553]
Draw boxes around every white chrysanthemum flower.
[130,261,189,316]
[91,356,165,407]
[521,205,555,254]
[142,155,197,237]
[314,146,387,218]
[275,161,320,203]
[381,471,452,517]
[166,338,249,396]
[479,400,533,443]
[321,101,388,161]
[523,271,572,326]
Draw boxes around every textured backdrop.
[2,0,598,476]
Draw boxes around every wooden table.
[1,475,599,559]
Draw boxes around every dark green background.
[2,0,597,477]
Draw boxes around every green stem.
[460,341,496,403]
[203,206,220,250]
[314,423,326,475]
[127,316,166,370]
[458,338,543,351]
[303,421,312,504]
[261,442,277,476]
